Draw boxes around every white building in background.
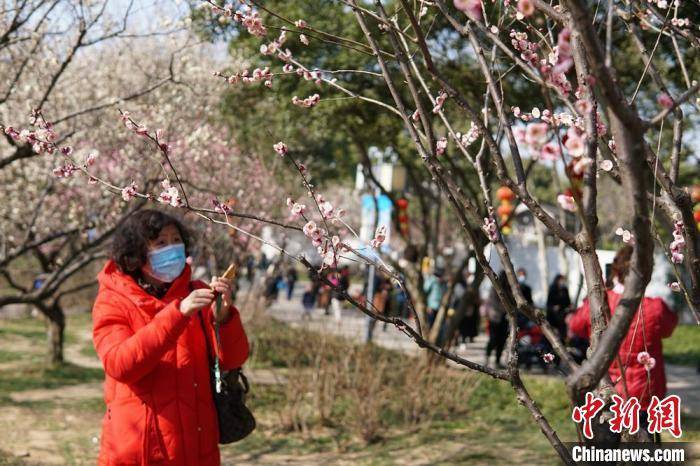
[480,203,674,309]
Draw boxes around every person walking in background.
[301,283,316,320]
[423,266,447,329]
[286,266,298,300]
[372,277,391,331]
[546,274,571,342]
[245,254,255,283]
[568,245,678,439]
[515,268,534,329]
[329,268,349,321]
[393,276,408,319]
[484,271,510,368]
[516,268,533,304]
[457,272,481,345]
[92,209,249,466]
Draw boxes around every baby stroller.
[516,318,548,370]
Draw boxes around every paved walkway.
[268,291,700,416]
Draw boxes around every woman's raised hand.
[180,289,215,316]
[210,275,233,323]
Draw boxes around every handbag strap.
[195,288,223,394]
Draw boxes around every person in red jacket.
[569,245,678,414]
[92,209,249,466]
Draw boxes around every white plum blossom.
[273,141,288,157]
[600,159,613,172]
[436,137,448,155]
[370,225,387,249]
[615,227,634,244]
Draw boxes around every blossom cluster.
[259,29,293,62]
[482,216,499,242]
[212,3,267,37]
[157,179,183,207]
[121,181,138,202]
[214,67,273,88]
[455,122,481,148]
[432,90,448,113]
[4,121,59,155]
[670,221,685,264]
[119,111,151,138]
[615,227,635,244]
[213,198,233,214]
[292,93,321,108]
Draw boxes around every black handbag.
[198,299,256,444]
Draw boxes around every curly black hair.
[606,244,633,288]
[110,209,191,276]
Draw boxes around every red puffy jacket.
[569,289,677,409]
[92,261,249,466]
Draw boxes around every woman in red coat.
[569,245,678,411]
[92,209,249,466]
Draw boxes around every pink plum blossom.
[525,122,548,147]
[670,221,685,264]
[575,99,593,115]
[432,90,448,113]
[657,93,673,109]
[637,351,656,371]
[320,201,334,218]
[436,137,448,155]
[290,202,306,217]
[157,180,182,207]
[85,153,97,166]
[517,0,535,17]
[303,220,317,237]
[121,182,137,202]
[543,353,555,364]
[454,0,483,21]
[600,159,613,171]
[540,142,560,161]
[292,93,321,108]
[564,128,585,157]
[668,282,681,292]
[482,217,498,242]
[557,194,576,212]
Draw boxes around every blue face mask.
[145,243,186,283]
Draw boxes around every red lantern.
[496,186,515,202]
[497,201,514,217]
[693,210,700,223]
[396,198,409,209]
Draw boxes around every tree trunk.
[46,304,65,365]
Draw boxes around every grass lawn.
[0,312,697,465]
[665,324,700,367]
